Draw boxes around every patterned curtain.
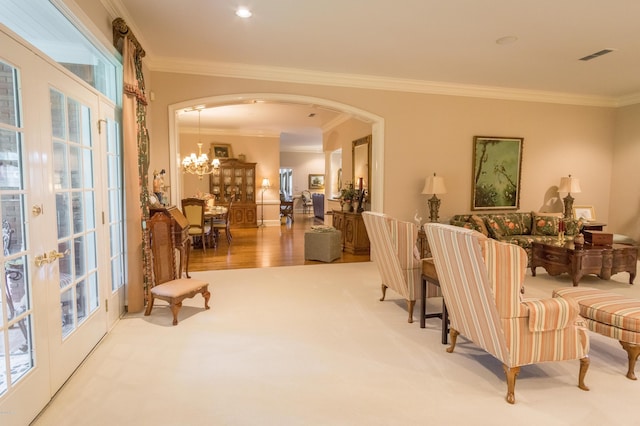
[114,18,151,312]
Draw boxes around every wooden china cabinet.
[209,159,257,227]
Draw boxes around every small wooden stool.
[146,213,210,325]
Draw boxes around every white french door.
[0,27,117,425]
[44,74,108,391]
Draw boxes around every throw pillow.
[450,219,480,232]
[532,215,560,236]
[488,214,524,237]
[485,218,503,238]
[470,215,489,236]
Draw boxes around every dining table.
[204,205,228,219]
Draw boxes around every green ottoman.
[304,228,342,262]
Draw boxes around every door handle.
[48,249,70,261]
[35,249,70,267]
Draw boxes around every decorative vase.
[348,203,354,213]
[574,233,585,248]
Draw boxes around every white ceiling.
[112,0,640,150]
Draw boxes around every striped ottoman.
[553,287,640,380]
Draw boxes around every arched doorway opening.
[167,94,384,213]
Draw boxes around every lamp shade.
[558,175,581,193]
[261,178,271,189]
[422,174,447,195]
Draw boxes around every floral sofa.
[449,212,582,265]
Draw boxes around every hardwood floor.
[188,212,370,271]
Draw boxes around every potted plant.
[340,184,357,212]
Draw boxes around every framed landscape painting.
[211,143,233,159]
[308,174,325,190]
[472,136,523,210]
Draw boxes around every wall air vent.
[579,49,615,61]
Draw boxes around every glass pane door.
[51,89,100,338]
[0,59,33,395]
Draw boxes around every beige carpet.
[33,262,639,425]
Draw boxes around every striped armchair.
[362,212,422,323]
[425,223,590,404]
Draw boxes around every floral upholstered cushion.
[450,220,480,232]
[486,213,529,238]
[470,215,490,236]
[532,215,559,236]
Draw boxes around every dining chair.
[301,190,313,215]
[181,198,211,253]
[280,192,294,223]
[146,212,210,325]
[211,199,233,246]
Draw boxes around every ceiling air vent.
[579,49,615,61]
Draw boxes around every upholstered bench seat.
[553,287,640,380]
[150,278,209,299]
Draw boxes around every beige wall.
[147,72,624,227]
[611,104,640,240]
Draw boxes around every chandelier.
[182,109,220,179]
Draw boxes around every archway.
[167,93,385,213]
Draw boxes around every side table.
[581,222,607,232]
[421,258,448,344]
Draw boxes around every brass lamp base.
[563,193,575,219]
[428,195,441,223]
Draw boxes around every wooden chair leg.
[407,300,415,323]
[579,356,590,390]
[503,365,521,404]
[620,341,640,380]
[379,284,388,301]
[446,328,459,353]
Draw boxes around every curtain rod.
[112,17,146,58]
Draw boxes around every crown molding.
[617,92,640,107]
[148,57,625,108]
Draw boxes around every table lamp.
[422,173,447,222]
[558,174,581,219]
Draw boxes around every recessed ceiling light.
[236,7,252,18]
[496,36,518,45]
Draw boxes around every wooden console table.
[531,241,637,286]
[332,210,370,254]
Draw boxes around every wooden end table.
[531,241,637,286]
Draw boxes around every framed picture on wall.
[308,174,325,190]
[211,143,233,159]
[471,136,523,210]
